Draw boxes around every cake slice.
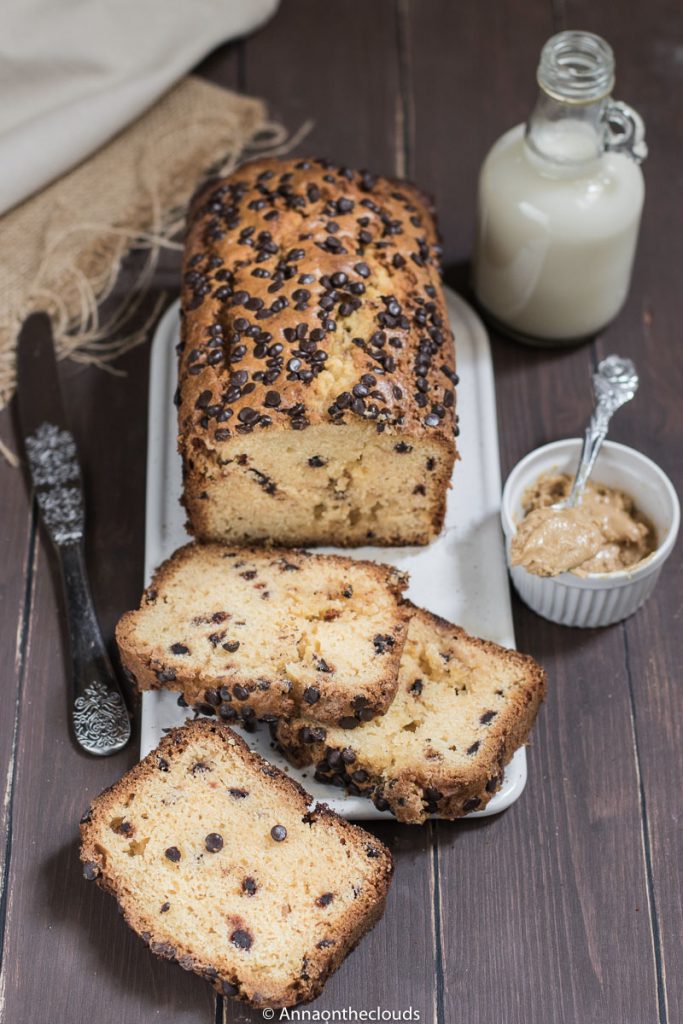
[116,543,409,726]
[274,606,546,824]
[80,719,393,1008]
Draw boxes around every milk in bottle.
[473,31,647,345]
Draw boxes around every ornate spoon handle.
[565,355,639,508]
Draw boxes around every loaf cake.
[274,607,546,824]
[178,156,458,548]
[116,543,409,726]
[80,720,392,1007]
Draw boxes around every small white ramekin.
[501,439,680,628]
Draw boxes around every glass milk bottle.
[473,31,647,345]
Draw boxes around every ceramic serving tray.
[141,287,527,819]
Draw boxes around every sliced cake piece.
[80,719,393,1008]
[275,606,546,824]
[116,543,409,726]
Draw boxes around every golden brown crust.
[178,156,457,547]
[80,719,393,1007]
[275,606,547,824]
[115,543,410,725]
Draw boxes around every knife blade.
[16,313,131,756]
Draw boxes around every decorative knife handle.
[58,543,131,756]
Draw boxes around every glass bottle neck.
[524,31,647,170]
[525,90,608,167]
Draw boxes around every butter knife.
[16,313,131,756]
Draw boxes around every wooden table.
[1,2,681,1022]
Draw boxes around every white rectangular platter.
[142,286,527,819]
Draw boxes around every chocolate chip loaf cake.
[179,157,457,548]
[274,606,546,824]
[80,720,392,1008]
[116,543,409,726]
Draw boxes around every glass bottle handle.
[603,100,648,163]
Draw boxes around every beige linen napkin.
[0,0,279,214]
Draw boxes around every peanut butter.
[511,472,656,577]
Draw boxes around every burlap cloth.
[0,75,309,463]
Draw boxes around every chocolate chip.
[164,847,181,862]
[341,747,356,764]
[480,710,497,724]
[230,788,249,799]
[351,769,368,784]
[339,716,359,729]
[303,686,321,704]
[463,796,481,812]
[242,876,257,895]
[467,741,480,755]
[195,389,212,409]
[270,824,287,842]
[308,455,326,467]
[373,633,395,654]
[155,667,176,683]
[171,643,189,655]
[205,833,224,853]
[230,929,253,951]
[237,407,258,425]
[316,892,334,907]
[222,640,240,653]
[160,901,170,913]
[233,684,249,701]
[410,678,423,696]
[264,390,281,407]
[194,701,216,717]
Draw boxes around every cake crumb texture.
[116,543,409,726]
[275,606,546,823]
[80,719,393,1007]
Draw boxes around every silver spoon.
[556,355,639,509]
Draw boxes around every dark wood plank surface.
[1,2,681,1023]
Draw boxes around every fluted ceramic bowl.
[501,439,679,628]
